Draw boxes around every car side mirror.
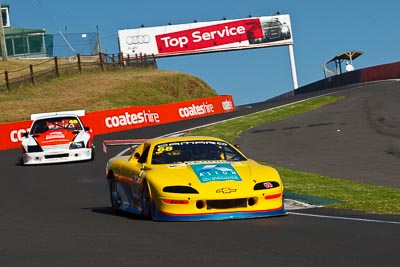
[22,132,28,138]
[134,152,140,159]
[84,126,91,131]
[140,164,150,171]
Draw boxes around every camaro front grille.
[206,198,247,210]
[44,153,69,159]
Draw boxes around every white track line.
[288,211,400,225]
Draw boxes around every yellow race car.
[104,135,286,221]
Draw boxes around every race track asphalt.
[0,79,399,267]
[237,79,400,188]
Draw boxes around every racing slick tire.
[142,182,152,220]
[109,176,122,210]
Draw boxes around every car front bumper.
[22,148,93,165]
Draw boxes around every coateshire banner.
[0,95,235,150]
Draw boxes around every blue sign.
[190,164,242,183]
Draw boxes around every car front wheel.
[142,182,152,219]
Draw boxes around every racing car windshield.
[30,116,83,134]
[151,140,246,164]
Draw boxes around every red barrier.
[0,95,235,151]
[360,61,400,82]
[292,61,400,96]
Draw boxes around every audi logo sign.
[118,14,293,57]
[126,35,151,45]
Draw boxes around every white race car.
[21,110,95,165]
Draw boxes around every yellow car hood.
[147,160,281,196]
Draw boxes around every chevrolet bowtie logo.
[216,188,237,194]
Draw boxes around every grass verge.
[0,68,218,123]
[187,95,400,215]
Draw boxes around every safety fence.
[269,60,400,101]
[0,53,158,91]
[294,61,400,95]
[0,95,235,150]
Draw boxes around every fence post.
[112,53,117,67]
[98,52,104,71]
[152,54,158,69]
[77,54,82,73]
[29,64,35,85]
[4,70,9,91]
[118,52,124,67]
[54,56,60,77]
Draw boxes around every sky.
[5,0,400,106]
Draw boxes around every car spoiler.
[31,110,86,120]
[102,139,147,154]
[102,130,191,154]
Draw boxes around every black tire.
[142,182,152,219]
[109,177,121,210]
[90,147,95,161]
[18,156,26,166]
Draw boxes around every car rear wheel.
[109,177,121,210]
[142,182,152,219]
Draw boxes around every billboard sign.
[118,14,292,57]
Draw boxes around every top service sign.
[118,14,293,57]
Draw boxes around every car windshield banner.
[190,164,243,183]
[118,14,293,57]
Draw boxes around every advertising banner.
[118,14,293,57]
[0,95,235,150]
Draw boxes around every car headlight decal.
[27,145,43,153]
[163,186,199,194]
[27,136,43,152]
[69,141,85,149]
[253,181,280,190]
